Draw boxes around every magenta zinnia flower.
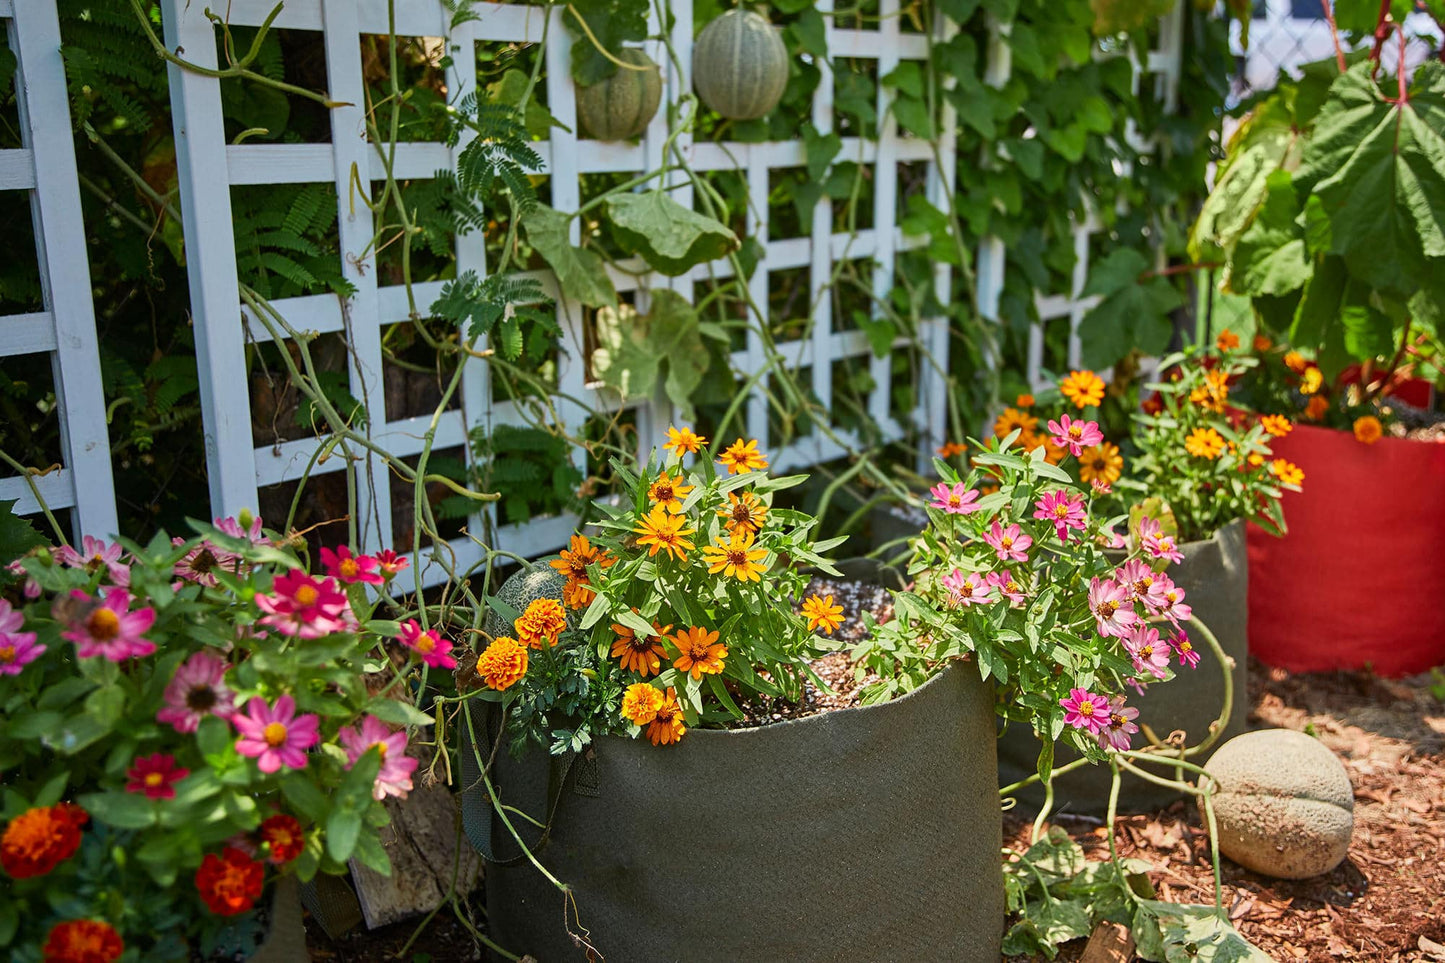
[214,514,265,544]
[1145,575,1192,625]
[339,716,418,801]
[157,650,236,733]
[1114,559,1160,602]
[928,481,982,515]
[1123,624,1170,680]
[61,587,156,661]
[1032,490,1087,541]
[320,545,385,586]
[397,619,457,669]
[171,536,239,588]
[55,534,130,585]
[0,601,42,675]
[1137,516,1184,564]
[373,549,409,580]
[126,752,190,800]
[1060,687,1110,734]
[1096,696,1139,751]
[1045,415,1104,458]
[1170,628,1201,669]
[254,570,351,638]
[1088,577,1137,638]
[233,694,320,773]
[983,521,1032,562]
[940,569,993,608]
[986,570,1027,605]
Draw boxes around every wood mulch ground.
[1009,658,1445,962]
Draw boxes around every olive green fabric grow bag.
[460,662,1003,962]
[997,518,1250,815]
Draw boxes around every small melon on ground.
[576,47,662,141]
[1202,728,1354,879]
[485,565,568,640]
[692,9,789,120]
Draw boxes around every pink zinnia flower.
[1123,624,1171,680]
[1060,688,1110,734]
[233,694,320,774]
[397,619,457,669]
[1171,628,1201,669]
[1098,524,1127,550]
[1096,696,1140,751]
[126,752,190,800]
[215,514,265,544]
[1032,490,1088,541]
[986,570,1027,605]
[0,601,42,675]
[61,587,156,661]
[1090,478,1112,494]
[1114,559,1161,602]
[982,521,1031,562]
[339,716,417,801]
[928,481,983,515]
[1046,415,1104,457]
[55,534,130,585]
[1137,516,1184,564]
[157,650,236,733]
[1145,576,1192,625]
[320,545,385,586]
[1088,577,1136,638]
[373,549,409,580]
[171,537,239,588]
[1124,676,1149,697]
[254,570,351,638]
[940,569,993,608]
[6,559,40,599]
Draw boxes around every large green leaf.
[1228,170,1312,296]
[523,204,617,309]
[605,191,740,276]
[592,290,710,418]
[1132,901,1273,963]
[1190,95,1298,262]
[564,0,649,85]
[1076,249,1184,368]
[1296,62,1445,297]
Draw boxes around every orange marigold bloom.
[647,472,695,515]
[801,594,845,634]
[42,919,123,963]
[1,803,87,880]
[1253,334,1272,352]
[1077,442,1123,486]
[620,682,664,726]
[477,636,529,691]
[1283,351,1308,374]
[717,438,768,475]
[549,534,615,583]
[663,425,707,457]
[259,813,304,865]
[672,626,727,680]
[1184,427,1226,460]
[1216,329,1240,351]
[195,846,264,916]
[993,407,1038,441]
[936,441,968,458]
[717,491,769,536]
[515,597,568,649]
[1270,458,1305,487]
[610,616,671,676]
[1059,370,1106,409]
[1260,414,1292,437]
[1353,415,1383,445]
[647,688,687,746]
[700,528,770,582]
[1016,393,1035,407]
[633,506,696,562]
[1300,366,1323,395]
[1304,396,1329,421]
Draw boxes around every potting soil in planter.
[996,519,1250,815]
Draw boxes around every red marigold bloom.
[125,752,190,800]
[41,919,123,963]
[319,545,385,586]
[258,814,305,864]
[195,846,264,916]
[1,803,88,879]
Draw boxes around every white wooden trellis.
[0,0,117,539]
[161,0,956,588]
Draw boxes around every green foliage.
[233,183,355,299]
[431,272,556,361]
[563,0,650,86]
[471,424,583,525]
[448,94,545,216]
[1077,249,1184,369]
[522,204,617,309]
[591,290,719,419]
[603,190,741,276]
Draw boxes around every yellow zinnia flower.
[663,425,706,457]
[647,472,695,515]
[620,682,664,726]
[993,407,1039,441]
[1270,458,1305,487]
[633,506,696,562]
[1300,367,1323,395]
[1077,442,1123,486]
[700,529,770,582]
[672,626,727,680]
[801,594,845,635]
[1260,414,1292,437]
[717,491,769,536]
[1184,427,1226,459]
[718,438,768,475]
[1059,370,1106,409]
[562,577,595,610]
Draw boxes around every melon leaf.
[523,204,617,310]
[604,190,740,276]
[591,290,710,419]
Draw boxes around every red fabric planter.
[1247,424,1445,676]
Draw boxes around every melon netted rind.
[485,566,569,641]
[1202,728,1354,880]
[692,9,789,121]
[577,47,662,141]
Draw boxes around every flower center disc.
[263,722,289,747]
[87,608,121,640]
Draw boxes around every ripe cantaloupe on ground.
[577,48,661,141]
[1202,728,1354,879]
[692,9,789,120]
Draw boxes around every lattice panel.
[0,0,116,537]
[161,0,955,587]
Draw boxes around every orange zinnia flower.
[647,688,687,746]
[1,803,87,879]
[1353,415,1382,444]
[515,598,568,649]
[1184,428,1226,459]
[610,616,671,676]
[477,636,528,691]
[562,577,595,610]
[993,407,1039,441]
[936,441,968,458]
[1059,370,1106,409]
[620,682,664,726]
[1078,442,1123,486]
[633,506,696,562]
[195,847,264,916]
[259,813,305,865]
[1216,329,1240,351]
[1016,393,1035,407]
[801,594,845,634]
[549,534,615,583]
[672,626,727,680]
[1269,458,1305,486]
[1304,396,1329,421]
[700,529,770,582]
[1253,334,1272,352]
[717,438,768,475]
[1283,351,1308,374]
[647,472,695,514]
[663,425,706,457]
[1260,414,1292,437]
[42,920,123,963]
[717,491,769,536]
